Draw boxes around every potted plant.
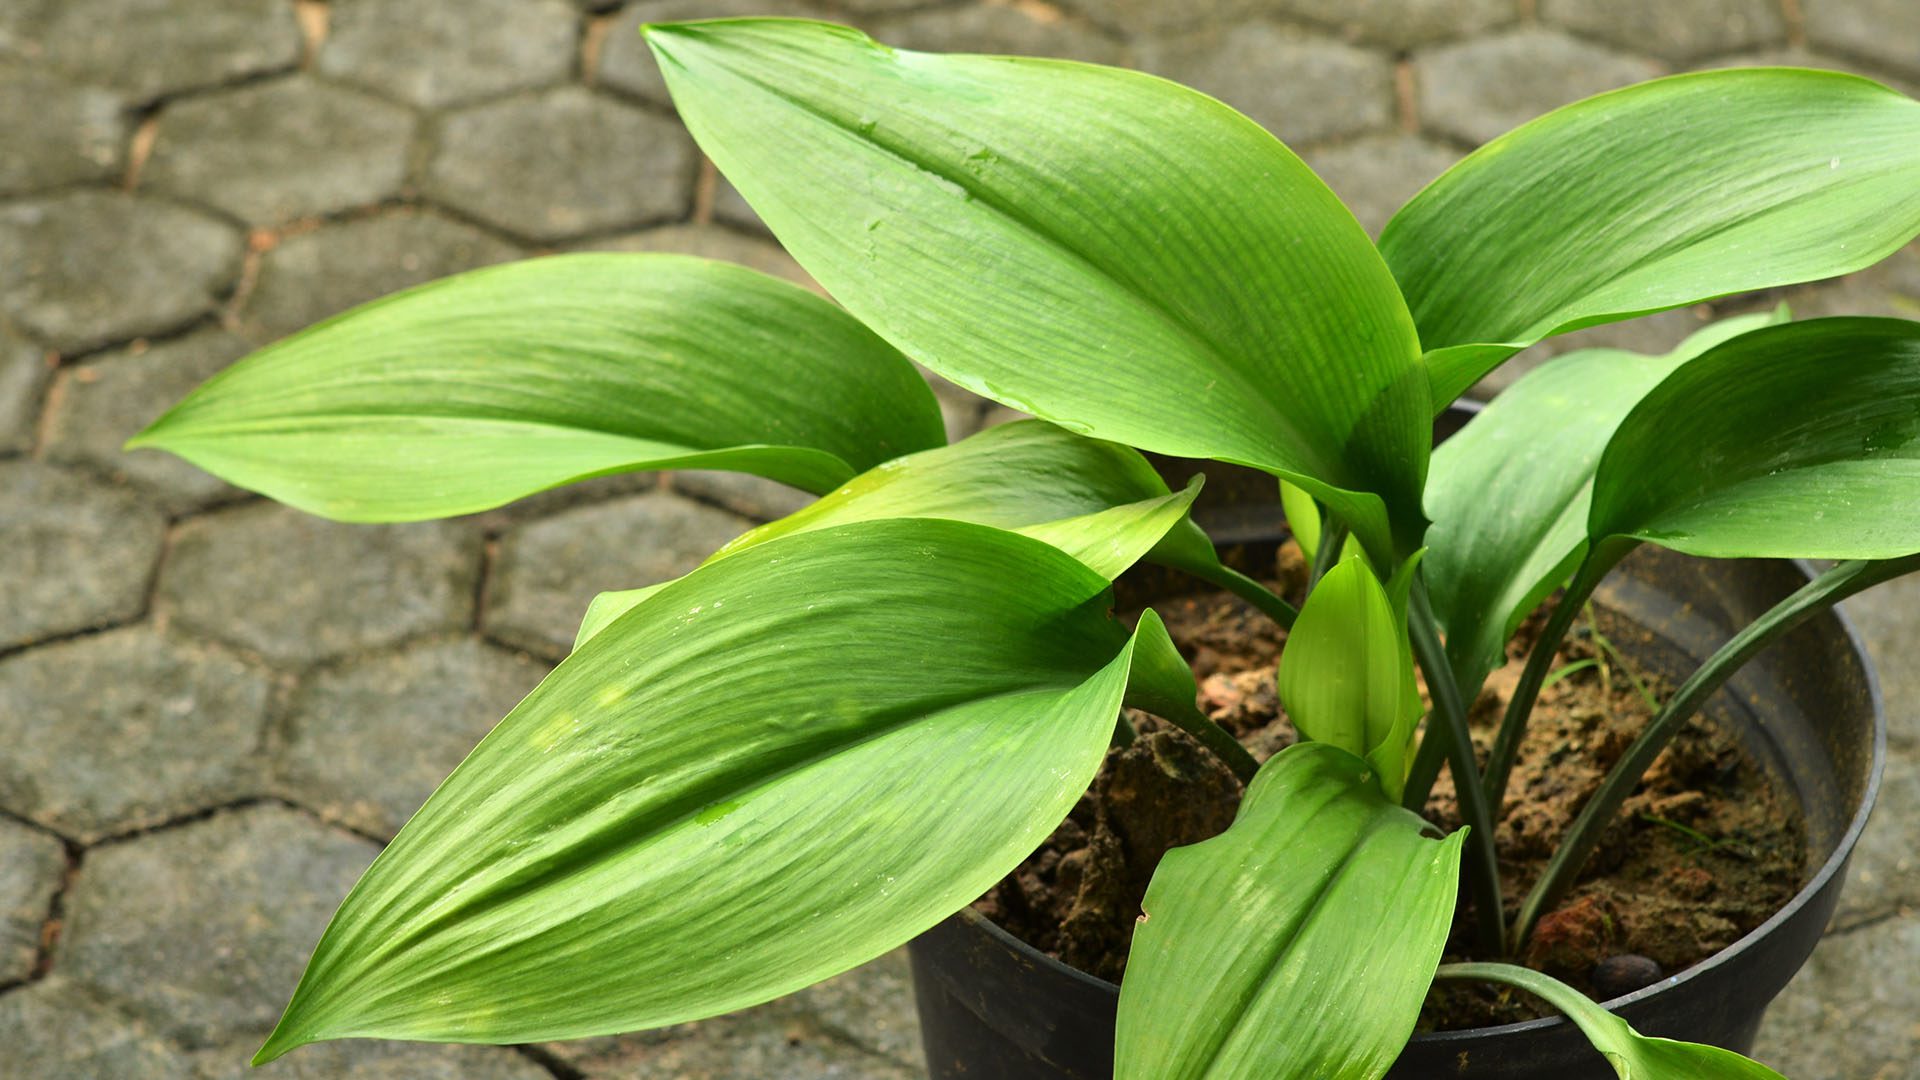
[126,18,1920,1078]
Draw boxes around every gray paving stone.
[0,976,196,1078]
[713,175,769,237]
[161,504,481,666]
[1415,29,1661,146]
[460,472,668,533]
[870,3,1127,63]
[487,491,752,657]
[1807,0,1920,81]
[0,66,126,195]
[1266,0,1513,50]
[194,1038,553,1079]
[0,819,63,981]
[1068,0,1264,37]
[426,86,695,243]
[668,471,817,523]
[1541,0,1784,63]
[1302,133,1462,236]
[279,638,551,839]
[598,0,835,109]
[319,0,578,109]
[0,192,243,354]
[0,627,270,842]
[0,461,166,649]
[0,323,49,456]
[60,804,378,1048]
[239,210,524,344]
[144,76,416,227]
[7,0,301,104]
[1752,911,1920,1079]
[575,223,816,291]
[1839,571,1920,751]
[1834,751,1920,928]
[1138,21,1395,146]
[44,328,251,514]
[789,949,922,1071]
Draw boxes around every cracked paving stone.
[575,224,817,291]
[870,3,1126,63]
[1838,569,1920,750]
[1833,752,1920,927]
[426,86,695,243]
[0,977,196,1078]
[279,639,551,839]
[1138,21,1395,146]
[1302,134,1462,236]
[3,0,301,104]
[1807,0,1920,83]
[0,627,270,843]
[144,76,417,227]
[44,328,251,514]
[161,504,481,666]
[0,66,126,195]
[193,1039,553,1079]
[1266,0,1513,50]
[0,322,50,455]
[0,192,243,355]
[487,491,753,658]
[598,0,836,108]
[1752,911,1920,1079]
[667,471,816,524]
[1415,29,1661,146]
[60,804,378,1049]
[318,0,577,109]
[1540,0,1784,64]
[0,461,165,650]
[0,818,64,981]
[238,210,524,344]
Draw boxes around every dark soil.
[971,542,1807,1028]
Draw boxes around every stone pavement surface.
[0,1,1916,1077]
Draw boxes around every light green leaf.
[1117,743,1464,1080]
[646,18,1430,562]
[1281,480,1323,561]
[127,253,945,522]
[572,582,669,652]
[257,519,1149,1060]
[1014,480,1202,580]
[1425,311,1784,692]
[1381,68,1920,406]
[1590,316,1920,560]
[1122,609,1258,783]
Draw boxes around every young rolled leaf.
[1435,963,1788,1079]
[1117,743,1464,1080]
[1122,609,1258,783]
[1381,68,1920,405]
[646,18,1430,562]
[127,253,946,521]
[257,519,1159,1060]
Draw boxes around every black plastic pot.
[907,411,1886,1079]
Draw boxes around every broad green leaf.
[1117,743,1464,1080]
[573,582,669,651]
[257,519,1149,1060]
[646,18,1430,562]
[1013,481,1202,580]
[1590,316,1920,560]
[1425,311,1784,691]
[1381,68,1920,406]
[127,253,945,522]
[1436,963,1787,1079]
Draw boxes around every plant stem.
[1401,714,1449,813]
[1186,561,1298,629]
[1308,517,1349,590]
[1408,578,1508,953]
[1432,961,1591,1016]
[1510,554,1920,950]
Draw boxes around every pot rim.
[953,555,1888,1046]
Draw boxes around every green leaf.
[257,519,1150,1060]
[1590,316,1920,560]
[645,18,1430,562]
[127,253,945,522]
[1281,479,1323,561]
[1425,311,1784,692]
[1435,963,1787,1079]
[1123,609,1258,783]
[1381,68,1920,406]
[1117,743,1464,1080]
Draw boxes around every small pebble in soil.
[1590,954,1666,999]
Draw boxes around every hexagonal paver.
[0,192,243,354]
[1302,133,1463,236]
[0,66,126,195]
[1266,0,1513,50]
[0,627,270,842]
[319,0,577,109]
[1138,21,1395,146]
[280,639,551,838]
[1832,752,1920,927]
[1415,29,1661,146]
[487,491,752,657]
[60,804,378,1048]
[0,977,195,1078]
[576,223,816,290]
[1068,0,1263,37]
[0,322,50,455]
[161,504,481,666]
[238,210,523,344]
[1807,0,1920,82]
[0,462,166,649]
[426,86,695,243]
[1753,912,1920,1078]
[192,1038,553,1079]
[869,3,1126,64]
[598,0,832,108]
[44,328,251,514]
[668,471,816,523]
[9,0,301,104]
[0,819,64,981]
[1540,0,1784,64]
[144,76,417,227]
